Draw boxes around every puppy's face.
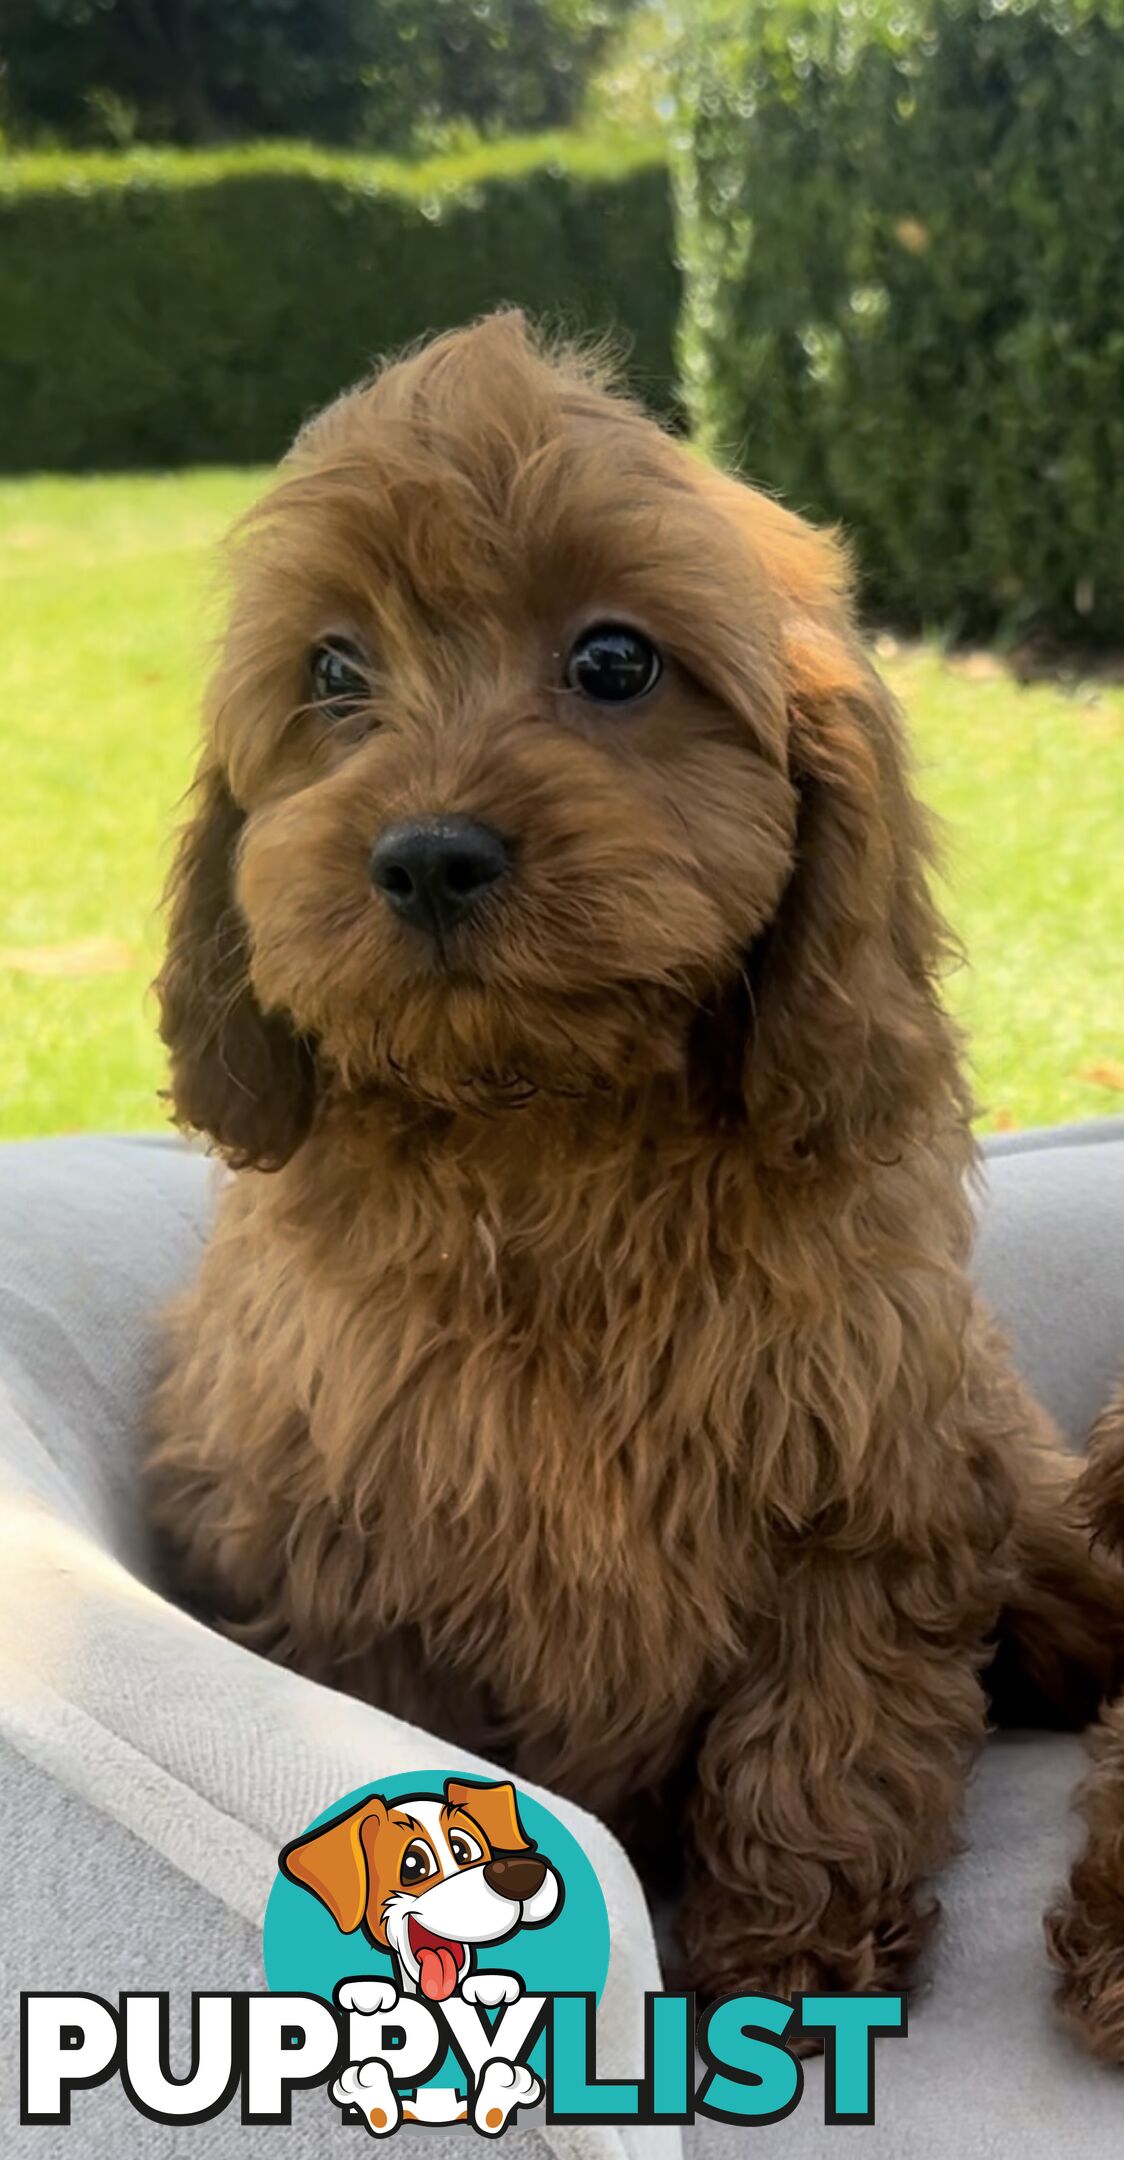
[214,319,809,1111]
[163,313,936,1168]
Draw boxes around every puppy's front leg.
[680,1554,987,2002]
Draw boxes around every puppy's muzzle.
[481,1853,548,1901]
[370,815,511,939]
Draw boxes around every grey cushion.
[973,1121,1124,1447]
[1,1126,1122,2158]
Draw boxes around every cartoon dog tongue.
[416,1942,460,2002]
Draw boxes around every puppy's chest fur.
[152,1114,969,1811]
[154,1117,790,1783]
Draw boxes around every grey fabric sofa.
[1,1123,1122,2157]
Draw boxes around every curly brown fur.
[147,312,1124,2005]
[1046,1383,1124,2060]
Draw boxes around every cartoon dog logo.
[279,1777,563,2134]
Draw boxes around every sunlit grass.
[0,469,258,1136]
[0,469,1120,1140]
[884,640,1123,1130]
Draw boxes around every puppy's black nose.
[370,817,511,937]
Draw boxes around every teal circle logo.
[263,1770,609,2113]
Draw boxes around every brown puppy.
[147,311,1124,2010]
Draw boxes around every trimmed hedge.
[675,0,1124,641]
[0,134,680,472]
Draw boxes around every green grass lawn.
[1,470,1121,1140]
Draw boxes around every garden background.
[1,0,1121,1139]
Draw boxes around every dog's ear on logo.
[279,1793,388,1934]
[445,1778,534,1854]
[156,761,317,1170]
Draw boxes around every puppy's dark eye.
[309,638,369,717]
[400,1841,435,1886]
[564,624,662,706]
[449,1832,482,1867]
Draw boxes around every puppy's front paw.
[461,1971,523,2009]
[331,2058,402,2136]
[472,2057,542,2134]
[335,1978,399,2017]
[680,1875,930,2008]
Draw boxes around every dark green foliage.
[0,0,395,147]
[674,0,1124,641]
[381,0,634,138]
[0,0,632,147]
[0,136,679,471]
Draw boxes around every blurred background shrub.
[2,0,1123,643]
[0,0,633,147]
[0,135,678,469]
[673,0,1124,643]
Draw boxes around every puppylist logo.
[21,1772,906,2136]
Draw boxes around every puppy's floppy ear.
[705,477,963,1175]
[444,1778,534,1854]
[156,761,317,1170]
[279,1794,388,1934]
